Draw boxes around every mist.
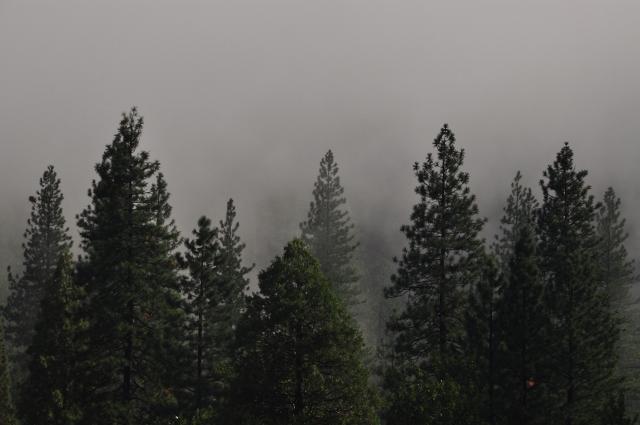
[2,0,640,289]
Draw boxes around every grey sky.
[2,0,640,275]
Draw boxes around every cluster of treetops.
[0,107,637,425]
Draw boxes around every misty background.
[1,0,640,296]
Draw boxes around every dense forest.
[0,108,638,425]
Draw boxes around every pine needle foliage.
[385,124,486,361]
[178,202,250,415]
[3,165,72,373]
[0,322,16,425]
[491,171,539,272]
[498,225,549,424]
[595,187,640,413]
[76,108,182,424]
[227,239,379,424]
[300,150,360,308]
[537,142,619,424]
[20,248,87,425]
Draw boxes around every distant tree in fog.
[300,150,360,308]
[3,165,72,375]
[491,171,538,272]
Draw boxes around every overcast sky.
[2,0,640,275]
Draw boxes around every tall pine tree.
[385,124,486,363]
[3,165,72,373]
[595,187,640,412]
[178,203,250,415]
[300,150,360,307]
[217,198,252,326]
[76,108,182,424]
[537,143,619,424]
[226,239,379,424]
[19,247,87,425]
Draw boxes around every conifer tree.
[19,247,87,425]
[300,150,360,307]
[385,124,486,362]
[226,239,379,424]
[178,205,250,415]
[596,187,638,313]
[595,187,640,412]
[3,165,72,372]
[491,171,539,271]
[464,256,505,424]
[537,143,619,423]
[0,322,16,425]
[76,108,182,424]
[217,198,252,325]
[498,225,548,424]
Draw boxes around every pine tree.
[385,124,486,362]
[537,142,619,424]
[3,165,72,373]
[19,247,87,425]
[491,171,539,271]
[596,187,638,313]
[595,187,640,412]
[76,108,182,424]
[217,198,252,326]
[178,205,250,415]
[300,150,360,308]
[0,322,16,425]
[498,225,548,424]
[226,239,379,424]
[464,256,505,424]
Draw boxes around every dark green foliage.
[19,248,87,425]
[596,187,638,312]
[385,124,486,361]
[3,165,72,373]
[491,171,539,271]
[76,108,182,424]
[600,391,639,425]
[217,198,252,326]
[383,357,486,425]
[227,239,379,424]
[596,187,640,411]
[300,150,360,308]
[0,322,16,425]
[178,204,250,415]
[464,256,505,424]
[499,225,549,424]
[537,143,619,423]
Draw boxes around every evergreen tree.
[179,205,250,415]
[491,171,539,271]
[226,239,379,424]
[0,322,16,425]
[464,256,505,424]
[3,165,72,372]
[596,187,638,313]
[537,142,619,424]
[595,187,640,411]
[19,247,87,425]
[498,225,548,424]
[300,150,360,307]
[76,108,182,424]
[385,124,486,362]
[217,198,252,326]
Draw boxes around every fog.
[2,1,640,290]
